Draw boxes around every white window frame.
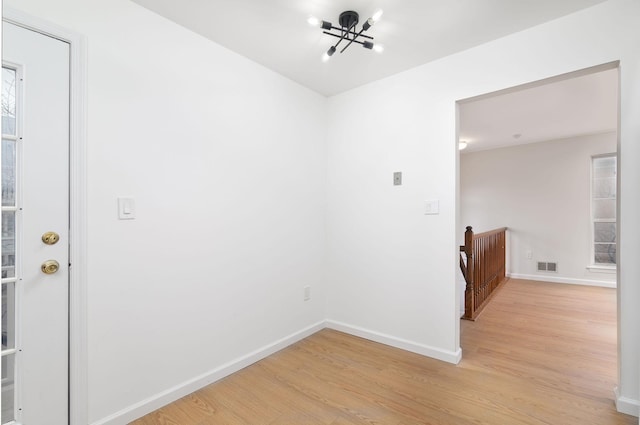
[588,153,617,272]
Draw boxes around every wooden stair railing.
[460,226,508,321]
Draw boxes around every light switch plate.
[304,286,311,301]
[118,198,136,220]
[393,172,402,186]
[424,199,439,215]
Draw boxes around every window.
[591,154,617,267]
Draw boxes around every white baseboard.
[507,273,616,288]
[93,320,465,424]
[614,386,640,417]
[91,320,326,425]
[325,320,462,365]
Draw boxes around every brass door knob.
[41,260,60,275]
[42,231,60,245]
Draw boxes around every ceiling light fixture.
[309,9,384,61]
[459,141,468,150]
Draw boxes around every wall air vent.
[537,262,557,272]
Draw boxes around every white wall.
[461,132,617,287]
[326,0,639,415]
[5,0,327,423]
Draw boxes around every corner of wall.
[326,320,462,365]
[614,386,640,417]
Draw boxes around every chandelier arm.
[325,25,374,40]
[340,26,366,53]
[330,21,358,52]
[322,31,369,46]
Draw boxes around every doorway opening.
[455,61,621,409]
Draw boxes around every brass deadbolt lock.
[42,231,60,245]
[41,260,60,275]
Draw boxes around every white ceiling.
[459,68,618,153]
[131,0,607,97]
[131,0,616,151]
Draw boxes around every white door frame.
[3,7,88,425]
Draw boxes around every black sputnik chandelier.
[308,9,384,62]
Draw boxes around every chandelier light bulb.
[371,9,384,22]
[307,16,321,27]
[373,44,384,53]
[322,46,337,62]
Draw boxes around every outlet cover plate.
[424,199,439,215]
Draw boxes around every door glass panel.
[1,65,18,425]
[2,283,15,351]
[1,212,15,279]
[1,354,15,424]
[2,139,16,207]
[2,68,16,136]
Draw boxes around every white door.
[2,22,70,424]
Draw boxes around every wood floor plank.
[131,279,635,425]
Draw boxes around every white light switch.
[118,198,136,220]
[424,199,439,215]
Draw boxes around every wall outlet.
[304,286,311,301]
[526,250,533,260]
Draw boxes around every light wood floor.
[131,279,635,424]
